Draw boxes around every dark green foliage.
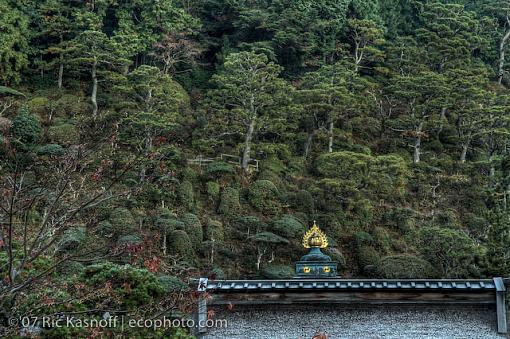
[10,108,42,145]
[116,235,143,247]
[36,144,64,156]
[270,214,306,239]
[232,216,265,238]
[378,254,437,279]
[357,246,380,274]
[248,180,282,214]
[181,213,203,250]
[290,190,315,214]
[47,123,79,146]
[168,230,194,260]
[58,226,86,252]
[109,207,137,235]
[218,187,241,217]
[206,181,220,204]
[418,226,482,278]
[158,275,189,292]
[57,261,85,277]
[206,219,224,242]
[81,262,165,308]
[260,265,295,279]
[177,180,195,212]
[205,161,235,178]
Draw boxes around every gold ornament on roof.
[302,221,328,249]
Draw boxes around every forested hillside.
[1,0,510,337]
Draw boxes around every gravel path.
[201,304,505,339]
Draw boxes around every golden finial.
[302,221,328,249]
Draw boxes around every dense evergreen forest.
[1,0,510,336]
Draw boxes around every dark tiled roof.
[197,278,503,292]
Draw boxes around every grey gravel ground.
[201,304,505,339]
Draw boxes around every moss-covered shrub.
[168,230,194,260]
[48,123,79,146]
[57,260,85,277]
[109,207,137,235]
[158,275,189,292]
[206,181,220,205]
[354,231,374,246]
[218,187,241,217]
[26,96,50,117]
[155,208,182,233]
[10,108,42,144]
[206,219,224,242]
[378,254,437,279]
[177,180,195,212]
[36,143,64,156]
[248,180,281,214]
[316,151,371,183]
[357,246,380,274]
[269,214,306,239]
[81,262,165,308]
[58,226,86,251]
[347,198,374,227]
[260,265,294,279]
[97,220,114,238]
[116,234,143,247]
[205,161,235,178]
[181,213,203,249]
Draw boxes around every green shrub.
[354,231,374,246]
[97,220,114,238]
[378,254,437,279]
[177,180,195,212]
[168,230,195,260]
[357,246,380,274]
[205,161,235,178]
[291,189,314,214]
[206,181,220,204]
[81,262,165,308]
[48,123,79,146]
[26,96,50,117]
[232,216,265,238]
[316,151,371,183]
[260,265,294,279]
[347,198,374,227]
[384,207,417,234]
[155,208,181,233]
[270,214,306,239]
[58,226,86,251]
[206,219,224,242]
[248,180,281,214]
[418,226,481,278]
[36,143,64,156]
[116,234,143,247]
[218,187,241,217]
[57,260,85,277]
[158,275,189,292]
[109,207,137,235]
[181,213,203,249]
[10,107,42,144]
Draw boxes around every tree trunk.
[460,143,468,163]
[58,53,64,89]
[304,130,316,159]
[91,58,98,118]
[242,118,256,171]
[498,18,510,85]
[413,122,423,164]
[327,121,334,153]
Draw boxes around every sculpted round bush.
[248,180,281,213]
[378,254,437,279]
